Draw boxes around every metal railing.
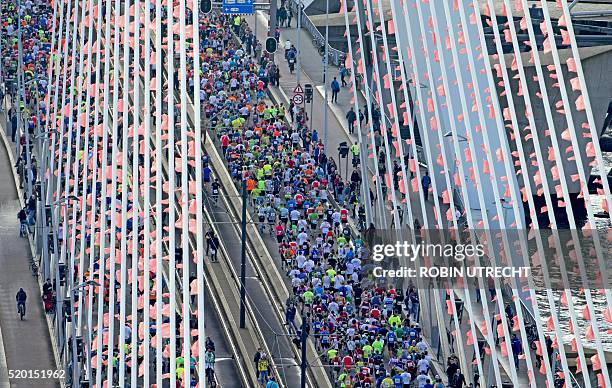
[289,0,345,66]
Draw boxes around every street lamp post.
[239,178,248,329]
[323,0,329,147]
[16,0,33,200]
[70,280,100,386]
[49,195,78,379]
[295,0,303,85]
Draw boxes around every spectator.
[266,376,279,388]
[257,355,270,385]
[345,107,357,134]
[18,207,28,236]
[511,334,523,370]
[421,172,431,201]
[330,77,340,103]
[339,65,348,87]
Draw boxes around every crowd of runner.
[1,0,462,384]
[195,15,457,388]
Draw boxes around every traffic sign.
[292,94,304,105]
[293,84,304,94]
[222,0,254,14]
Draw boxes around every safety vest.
[351,144,359,156]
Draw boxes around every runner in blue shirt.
[203,165,212,183]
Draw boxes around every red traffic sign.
[292,93,304,105]
[293,84,304,94]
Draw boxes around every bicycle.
[17,302,25,320]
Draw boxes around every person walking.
[266,377,280,388]
[345,107,357,134]
[204,349,216,383]
[278,6,287,27]
[253,348,264,379]
[339,65,348,87]
[511,334,523,370]
[330,77,340,103]
[257,355,270,385]
[421,172,431,201]
[18,207,29,236]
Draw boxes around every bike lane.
[0,101,59,387]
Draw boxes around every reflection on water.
[536,152,611,351]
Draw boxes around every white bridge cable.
[105,0,124,380]
[143,0,153,384]
[513,1,600,385]
[166,0,178,384]
[430,1,523,384]
[479,1,602,386]
[365,0,476,382]
[360,0,401,233]
[379,3,485,386]
[409,2,504,384]
[178,0,191,383]
[537,2,612,384]
[131,0,142,385]
[393,0,464,373]
[93,0,115,380]
[84,0,106,378]
[474,1,565,385]
[154,0,164,381]
[451,0,540,385]
[45,0,66,342]
[191,0,207,382]
[360,1,476,385]
[55,0,81,382]
[67,0,92,384]
[118,0,132,379]
[419,2,506,384]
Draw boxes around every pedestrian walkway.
[0,110,59,387]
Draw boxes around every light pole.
[17,0,33,200]
[239,178,248,328]
[70,280,100,386]
[323,0,329,147]
[49,195,79,379]
[295,0,303,85]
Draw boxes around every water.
[537,153,612,351]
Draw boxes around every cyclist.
[16,288,27,316]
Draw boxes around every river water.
[537,153,612,351]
